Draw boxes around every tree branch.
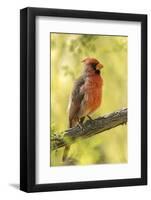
[51,108,127,150]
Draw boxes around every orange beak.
[96,63,103,70]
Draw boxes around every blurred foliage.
[50,33,128,166]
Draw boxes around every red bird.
[63,57,104,162]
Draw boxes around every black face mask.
[91,64,101,75]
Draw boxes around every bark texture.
[51,108,127,150]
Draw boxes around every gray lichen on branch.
[51,108,127,150]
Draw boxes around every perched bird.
[62,57,104,162]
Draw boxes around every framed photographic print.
[20,7,147,192]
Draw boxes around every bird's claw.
[87,115,93,121]
[77,123,85,131]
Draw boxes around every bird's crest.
[82,57,103,69]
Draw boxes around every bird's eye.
[92,63,97,70]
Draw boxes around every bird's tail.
[62,145,70,162]
[62,119,76,162]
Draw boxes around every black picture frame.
[20,7,147,192]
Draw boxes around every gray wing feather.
[68,75,85,125]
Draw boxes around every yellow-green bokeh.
[50,33,127,166]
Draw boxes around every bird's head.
[82,57,103,75]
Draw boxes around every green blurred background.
[50,33,127,166]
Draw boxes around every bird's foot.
[87,115,93,121]
[77,122,85,131]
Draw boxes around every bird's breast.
[81,75,103,115]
